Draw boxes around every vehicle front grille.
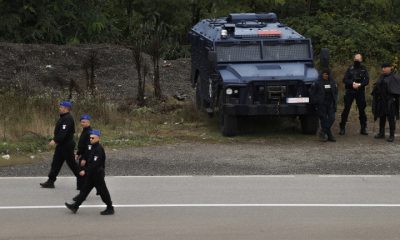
[250,82,303,104]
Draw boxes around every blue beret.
[59,101,72,108]
[80,114,92,121]
[381,63,392,68]
[90,129,101,137]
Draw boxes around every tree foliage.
[0,0,399,63]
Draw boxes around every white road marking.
[2,204,400,210]
[318,175,392,178]
[0,177,75,179]
[211,175,295,178]
[111,176,194,178]
[0,176,194,179]
[0,175,394,180]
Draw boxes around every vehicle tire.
[221,113,238,137]
[218,92,238,137]
[195,81,202,110]
[320,48,330,70]
[300,115,319,134]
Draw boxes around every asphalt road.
[3,135,400,176]
[1,175,400,240]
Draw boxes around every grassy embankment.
[0,62,384,166]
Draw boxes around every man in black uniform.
[372,63,400,142]
[339,54,369,135]
[310,69,338,142]
[40,101,79,188]
[75,114,92,190]
[65,130,114,215]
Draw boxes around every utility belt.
[87,167,105,178]
[56,139,75,148]
[345,86,365,92]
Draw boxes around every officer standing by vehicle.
[40,101,79,188]
[372,63,400,142]
[65,130,114,215]
[75,114,92,190]
[339,54,369,135]
[310,69,338,142]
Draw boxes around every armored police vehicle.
[189,13,325,136]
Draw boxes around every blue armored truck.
[189,13,324,136]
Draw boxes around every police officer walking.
[40,101,79,188]
[339,54,370,135]
[65,130,114,215]
[75,114,92,190]
[310,69,338,142]
[372,63,400,142]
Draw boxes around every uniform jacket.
[84,142,106,175]
[310,75,338,111]
[76,126,92,159]
[343,64,369,90]
[53,112,75,145]
[372,72,400,120]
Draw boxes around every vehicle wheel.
[218,93,237,137]
[300,115,319,134]
[220,113,238,137]
[195,82,202,110]
[320,48,330,69]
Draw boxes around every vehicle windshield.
[215,40,311,62]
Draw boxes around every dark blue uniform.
[74,142,113,210]
[47,112,79,183]
[372,72,399,141]
[339,64,369,133]
[76,126,92,190]
[310,75,338,140]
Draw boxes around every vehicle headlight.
[226,88,233,95]
[221,29,228,39]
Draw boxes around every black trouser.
[318,102,336,135]
[48,142,78,182]
[378,97,398,136]
[340,89,367,128]
[379,114,396,136]
[75,170,112,207]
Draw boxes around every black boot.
[319,131,328,142]
[374,131,385,139]
[65,202,79,214]
[387,130,395,142]
[100,206,114,215]
[339,126,345,135]
[375,133,385,139]
[360,127,368,135]
[327,130,336,142]
[40,180,55,188]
